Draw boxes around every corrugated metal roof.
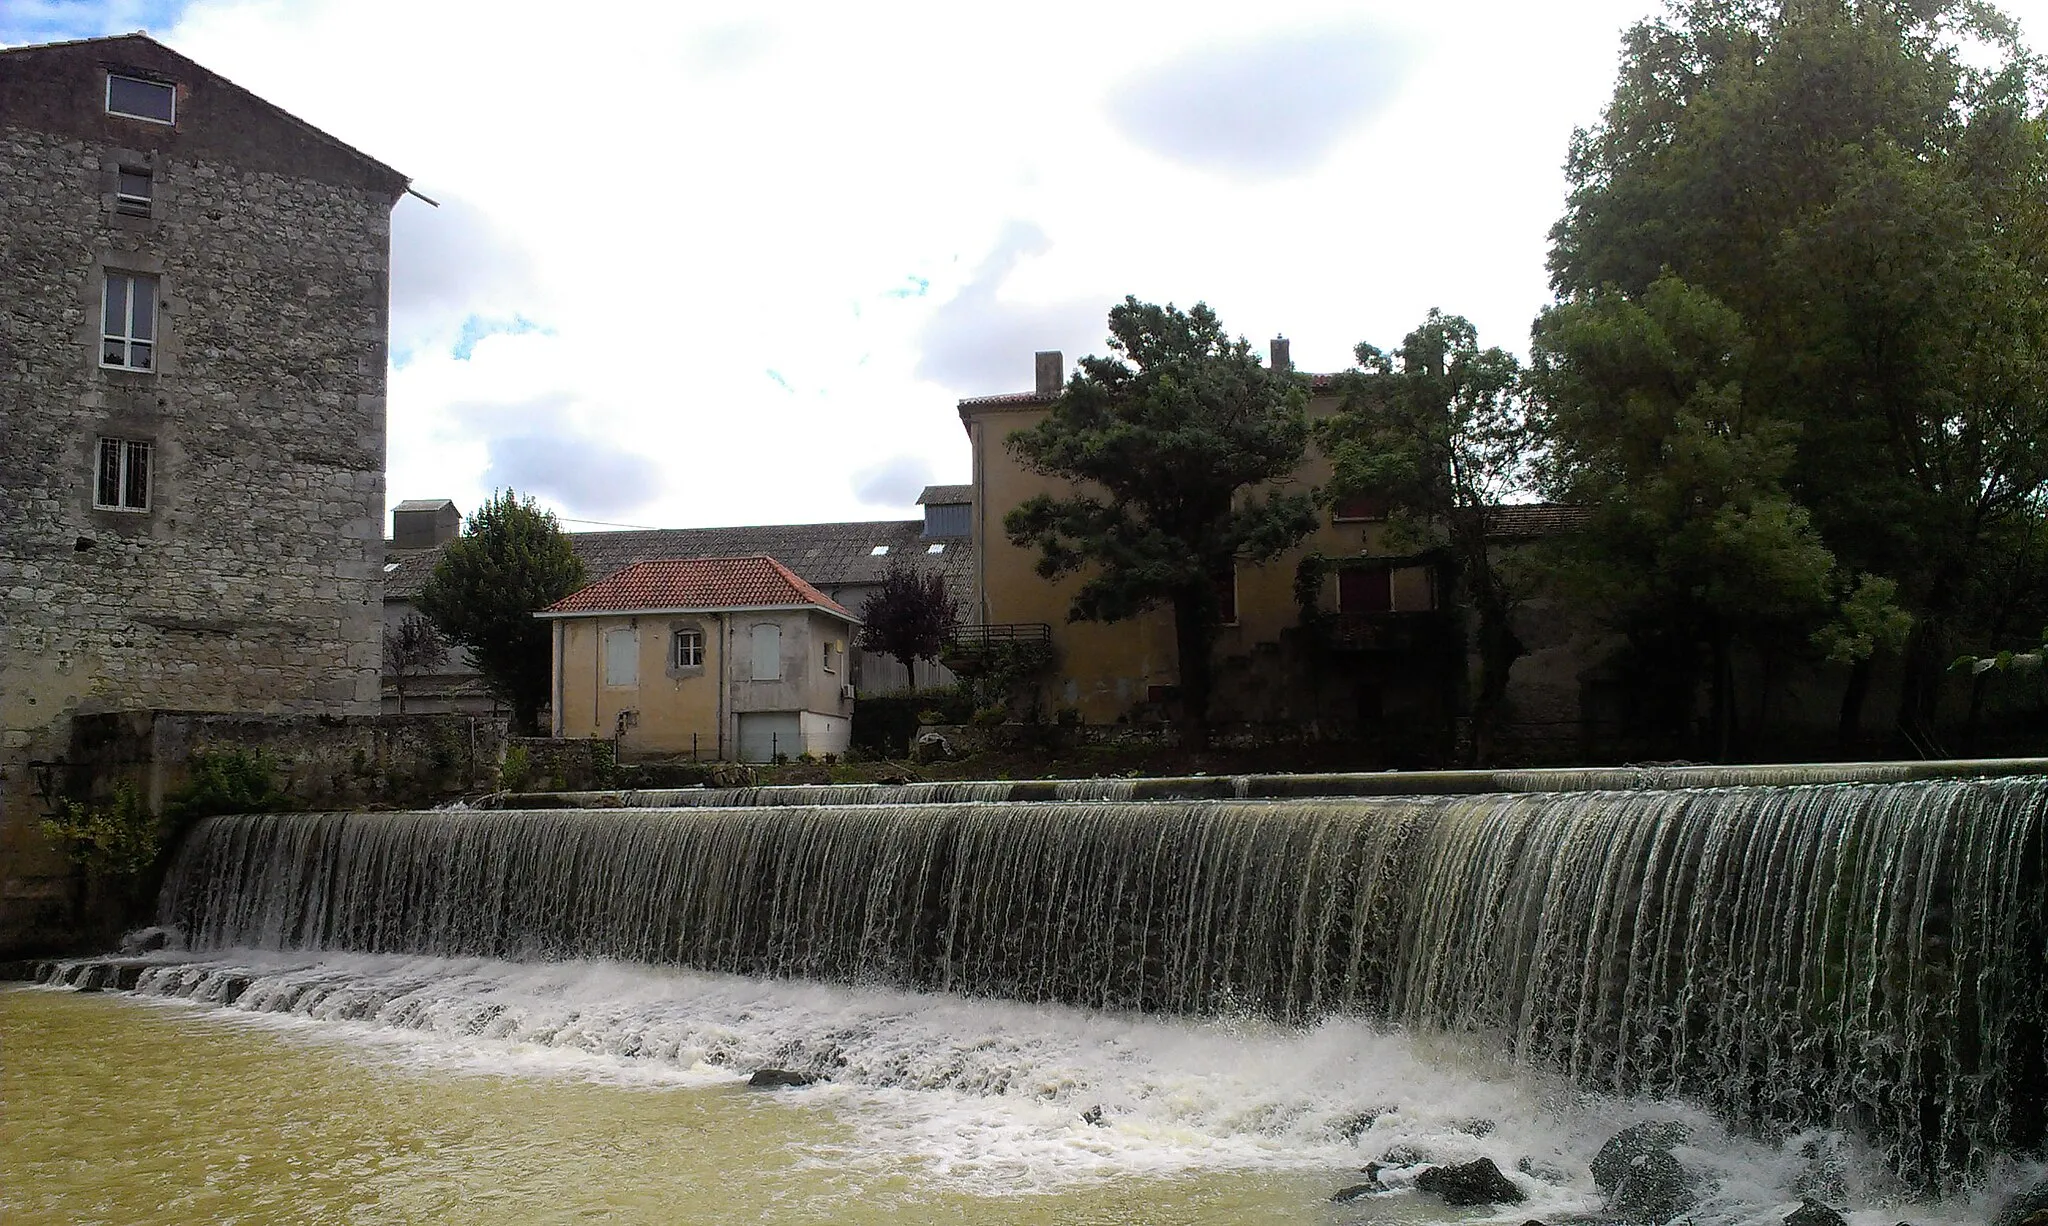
[544,555,855,619]
[387,518,974,613]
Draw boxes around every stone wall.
[0,38,405,957]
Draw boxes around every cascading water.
[152,775,2048,1189]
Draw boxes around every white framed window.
[822,641,836,674]
[116,168,152,217]
[95,437,152,511]
[604,628,638,687]
[870,545,889,556]
[926,543,945,554]
[672,628,703,669]
[101,272,157,370]
[106,74,175,123]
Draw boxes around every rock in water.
[119,926,179,954]
[1379,1144,1427,1167]
[746,1068,814,1088]
[1415,1157,1525,1207]
[1993,1181,2048,1226]
[1080,1104,1106,1127]
[1785,1198,1849,1226]
[1591,1121,1691,1192]
[1329,1183,1380,1204]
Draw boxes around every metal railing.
[943,623,1053,652]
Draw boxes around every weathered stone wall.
[2,710,504,957]
[0,38,404,956]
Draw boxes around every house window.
[926,543,945,554]
[116,168,152,217]
[822,641,837,674]
[870,545,889,556]
[750,623,782,681]
[94,437,152,511]
[672,628,703,669]
[106,74,175,123]
[101,272,157,370]
[604,628,638,687]
[1332,492,1390,522]
[1338,568,1393,614]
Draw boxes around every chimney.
[1270,336,1292,372]
[1034,350,1063,397]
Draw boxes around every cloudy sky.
[11,0,2046,531]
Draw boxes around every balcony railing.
[1319,611,1454,653]
[941,623,1054,675]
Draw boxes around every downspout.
[550,619,565,737]
[716,612,729,760]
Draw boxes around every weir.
[154,766,2048,1187]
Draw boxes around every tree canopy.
[415,491,587,733]
[858,560,960,675]
[1004,297,1319,747]
[1316,309,1534,761]
[1545,0,2048,745]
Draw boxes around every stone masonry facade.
[0,35,408,953]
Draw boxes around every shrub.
[971,704,1008,728]
[41,783,161,880]
[166,749,286,821]
[499,744,533,792]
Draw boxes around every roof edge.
[536,602,863,625]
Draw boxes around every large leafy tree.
[1529,276,1842,756]
[415,490,587,733]
[858,560,960,677]
[1004,297,1319,748]
[1549,0,2048,743]
[1315,309,1534,764]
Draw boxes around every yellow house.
[957,346,1448,730]
[539,555,860,762]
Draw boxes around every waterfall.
[156,775,2048,1187]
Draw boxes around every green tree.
[415,490,586,733]
[384,612,449,715]
[1549,0,2048,744]
[1004,298,1319,748]
[1315,309,1535,764]
[858,560,960,677]
[1529,275,1842,756]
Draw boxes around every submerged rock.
[1450,1117,1497,1138]
[1330,1182,1382,1204]
[1379,1144,1427,1167]
[745,1068,815,1088]
[1791,1135,1848,1202]
[1993,1181,2048,1226]
[1416,1157,1525,1207]
[1591,1121,1691,1191]
[119,925,181,954]
[1333,1105,1396,1139]
[1784,1198,1848,1226]
[1080,1104,1107,1127]
[1517,1156,1570,1185]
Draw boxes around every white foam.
[104,949,2032,1220]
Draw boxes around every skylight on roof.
[870,545,889,555]
[383,562,401,572]
[927,543,945,554]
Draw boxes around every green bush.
[852,687,974,756]
[166,749,287,821]
[499,744,533,792]
[41,783,161,880]
[971,704,1008,728]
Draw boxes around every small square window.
[94,437,152,511]
[106,74,175,124]
[116,168,152,217]
[672,628,703,669]
[101,271,157,371]
[870,545,889,556]
[1332,493,1390,522]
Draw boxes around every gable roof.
[392,498,456,513]
[956,371,1344,411]
[541,555,857,621]
[0,33,407,196]
[917,484,973,505]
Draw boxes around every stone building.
[0,35,408,951]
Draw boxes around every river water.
[5,951,2023,1225]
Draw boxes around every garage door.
[737,712,801,763]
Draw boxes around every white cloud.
[113,0,2008,529]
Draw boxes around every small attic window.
[383,563,401,573]
[870,545,889,556]
[107,75,175,124]
[927,543,946,554]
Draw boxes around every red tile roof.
[542,555,857,620]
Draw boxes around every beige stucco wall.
[550,608,855,758]
[965,390,1435,722]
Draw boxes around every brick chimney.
[1034,350,1063,397]
[1270,336,1291,372]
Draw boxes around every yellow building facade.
[959,352,1443,727]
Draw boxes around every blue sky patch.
[452,314,547,360]
[765,369,793,392]
[0,0,194,46]
[883,275,930,299]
